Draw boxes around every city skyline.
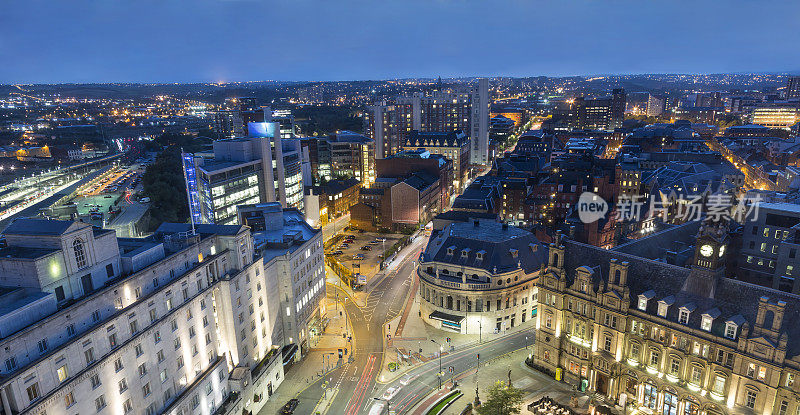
[2,0,800,83]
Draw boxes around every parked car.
[340,243,349,248]
[370,240,380,244]
[361,245,372,251]
[353,254,365,260]
[376,237,387,242]
[281,399,299,414]
[332,250,343,255]
[139,197,150,203]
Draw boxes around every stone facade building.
[417,220,548,335]
[534,223,800,415]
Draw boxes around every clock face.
[719,245,725,257]
[700,244,714,257]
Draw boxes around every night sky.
[2,0,799,83]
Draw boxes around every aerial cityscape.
[2,2,800,415]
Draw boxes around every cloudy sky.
[1,0,799,83]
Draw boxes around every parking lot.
[327,231,403,283]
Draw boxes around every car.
[399,373,417,386]
[281,399,299,414]
[139,197,150,203]
[340,243,349,248]
[361,245,372,251]
[376,237,387,242]
[353,254,365,260]
[368,402,385,415]
[381,386,400,401]
[370,240,380,244]
[332,250,343,255]
[104,195,112,198]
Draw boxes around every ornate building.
[534,222,800,415]
[417,220,548,335]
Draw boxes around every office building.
[365,79,490,166]
[786,76,800,100]
[402,130,470,192]
[303,131,375,186]
[737,203,800,292]
[550,89,626,131]
[751,104,800,129]
[417,220,548,334]
[350,149,452,232]
[0,218,290,415]
[238,203,326,358]
[182,122,304,225]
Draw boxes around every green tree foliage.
[476,381,525,415]
[140,133,211,230]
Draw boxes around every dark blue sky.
[2,0,799,83]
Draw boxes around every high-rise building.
[365,79,490,165]
[214,99,296,140]
[183,122,304,225]
[786,76,800,100]
[549,88,626,131]
[302,131,375,186]
[646,94,665,117]
[0,218,300,415]
[213,98,269,139]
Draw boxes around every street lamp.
[431,339,443,390]
[373,397,391,415]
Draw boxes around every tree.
[476,381,524,415]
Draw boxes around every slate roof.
[402,172,438,192]
[558,238,800,356]
[2,218,85,236]
[423,221,549,274]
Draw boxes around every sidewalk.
[256,297,351,415]
[408,348,594,415]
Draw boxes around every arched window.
[73,239,86,269]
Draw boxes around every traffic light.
[338,349,343,358]
[446,337,451,342]
[449,367,454,373]
[477,353,480,360]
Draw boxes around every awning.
[429,310,465,325]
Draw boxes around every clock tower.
[692,219,730,273]
[684,218,731,299]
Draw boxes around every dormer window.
[701,315,713,331]
[638,290,655,311]
[701,308,719,332]
[461,248,471,259]
[678,303,695,325]
[679,310,690,325]
[657,296,675,318]
[446,246,455,256]
[510,249,518,258]
[476,250,486,261]
[725,322,738,340]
